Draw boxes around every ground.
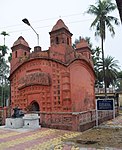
[64,114,122,149]
[0,114,122,149]
[66,127,122,149]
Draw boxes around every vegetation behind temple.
[0,31,10,107]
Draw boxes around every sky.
[0,0,122,68]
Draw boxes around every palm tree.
[0,31,9,59]
[1,31,9,45]
[0,58,9,107]
[92,46,101,65]
[98,55,120,88]
[87,0,120,97]
[0,31,10,107]
[0,45,8,57]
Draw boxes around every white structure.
[5,118,24,129]
[23,114,40,129]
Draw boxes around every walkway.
[0,115,122,150]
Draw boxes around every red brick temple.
[9,19,96,131]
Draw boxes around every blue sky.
[0,0,122,68]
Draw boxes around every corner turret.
[49,19,73,47]
[11,36,31,68]
[75,38,92,60]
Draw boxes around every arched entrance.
[27,101,40,125]
[30,101,40,111]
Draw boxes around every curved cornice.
[9,56,95,79]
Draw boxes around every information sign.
[97,99,114,110]
[96,99,115,127]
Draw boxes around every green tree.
[98,55,120,88]
[0,45,9,58]
[0,58,10,106]
[0,31,10,107]
[87,0,120,97]
[1,31,9,46]
[8,53,12,62]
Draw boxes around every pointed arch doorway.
[29,101,40,125]
[30,101,40,112]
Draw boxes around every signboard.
[96,99,115,127]
[97,99,114,110]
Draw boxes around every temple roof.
[13,36,29,47]
[51,19,69,32]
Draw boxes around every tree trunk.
[4,36,5,46]
[101,37,107,98]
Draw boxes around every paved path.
[0,115,122,150]
[0,127,83,150]
[100,114,122,128]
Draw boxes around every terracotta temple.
[9,19,96,131]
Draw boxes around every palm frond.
[1,31,9,36]
[87,5,99,15]
[107,16,120,25]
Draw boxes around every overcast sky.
[0,0,122,68]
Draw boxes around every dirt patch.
[65,127,122,149]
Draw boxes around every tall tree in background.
[0,58,9,106]
[0,31,9,59]
[0,31,10,107]
[1,31,9,46]
[98,55,120,88]
[87,0,119,97]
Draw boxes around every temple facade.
[9,19,96,131]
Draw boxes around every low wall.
[39,109,118,131]
[1,107,118,131]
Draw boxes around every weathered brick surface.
[9,19,95,131]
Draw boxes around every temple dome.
[51,19,69,32]
[13,36,29,47]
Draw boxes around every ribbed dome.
[13,36,29,47]
[51,19,69,32]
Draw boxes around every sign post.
[96,99,115,127]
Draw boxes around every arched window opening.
[67,38,69,45]
[89,53,91,59]
[24,52,27,56]
[28,101,40,111]
[56,37,59,44]
[15,51,17,58]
